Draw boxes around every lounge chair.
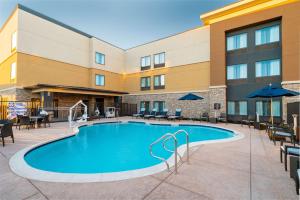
[16,115,33,130]
[217,112,227,124]
[133,108,146,118]
[241,115,255,128]
[280,145,300,171]
[272,125,295,146]
[155,109,168,120]
[0,121,14,147]
[200,112,209,122]
[168,109,182,120]
[144,109,157,119]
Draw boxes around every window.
[255,25,280,45]
[227,101,247,115]
[10,62,16,80]
[140,101,150,113]
[239,101,248,115]
[227,33,247,51]
[140,77,151,90]
[256,100,281,117]
[255,59,280,77]
[227,101,235,115]
[11,31,17,51]
[141,56,151,69]
[95,74,105,86]
[154,75,165,89]
[227,64,247,80]
[95,52,105,65]
[154,52,165,67]
[153,101,165,113]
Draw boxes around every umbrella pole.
[271,98,274,126]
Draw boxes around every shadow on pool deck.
[0,117,298,200]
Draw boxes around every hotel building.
[0,0,299,121]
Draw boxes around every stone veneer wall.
[0,88,38,101]
[208,86,226,118]
[282,82,300,122]
[122,91,209,118]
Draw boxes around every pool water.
[24,122,234,173]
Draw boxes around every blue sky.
[0,0,237,49]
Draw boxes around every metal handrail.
[162,129,189,163]
[149,133,178,173]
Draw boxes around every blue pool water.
[24,122,234,173]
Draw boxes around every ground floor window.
[140,101,150,112]
[256,100,281,117]
[153,101,165,113]
[227,101,248,115]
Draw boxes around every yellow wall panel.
[0,53,17,88]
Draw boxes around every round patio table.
[29,116,44,128]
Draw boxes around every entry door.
[95,98,104,116]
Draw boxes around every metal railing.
[149,130,190,174]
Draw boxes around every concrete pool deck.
[0,117,298,200]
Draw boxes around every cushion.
[287,148,300,156]
[275,132,292,137]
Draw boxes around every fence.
[0,101,41,120]
[120,103,137,116]
[0,101,137,120]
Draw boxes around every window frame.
[255,59,281,78]
[10,62,16,80]
[255,100,281,117]
[11,31,17,51]
[153,101,165,113]
[153,52,165,68]
[153,74,165,90]
[226,33,248,52]
[95,52,105,65]
[255,24,280,46]
[140,76,151,90]
[95,74,105,86]
[140,55,151,70]
[227,100,248,116]
[226,64,248,80]
[140,101,150,113]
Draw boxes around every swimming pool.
[10,121,242,182]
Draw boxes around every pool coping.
[9,120,244,183]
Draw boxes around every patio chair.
[280,145,300,171]
[200,112,209,122]
[16,115,33,130]
[144,109,157,119]
[41,115,51,128]
[0,121,14,147]
[241,115,255,128]
[217,112,227,124]
[132,108,145,118]
[168,109,182,120]
[155,109,168,120]
[272,124,295,146]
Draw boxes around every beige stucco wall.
[124,62,210,94]
[0,9,18,64]
[124,26,210,74]
[16,53,125,92]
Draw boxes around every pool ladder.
[149,130,189,174]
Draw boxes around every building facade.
[0,0,299,121]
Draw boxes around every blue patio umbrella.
[247,83,299,125]
[178,93,203,100]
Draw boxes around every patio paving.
[0,117,298,200]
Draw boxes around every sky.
[0,0,237,49]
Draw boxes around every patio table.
[30,116,44,128]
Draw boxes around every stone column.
[208,85,226,118]
[282,81,300,122]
